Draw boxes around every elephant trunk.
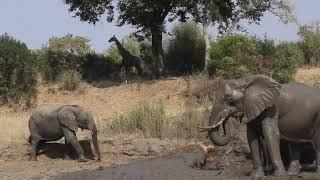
[208,126,230,146]
[90,123,101,161]
[206,99,237,146]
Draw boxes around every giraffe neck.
[113,38,128,57]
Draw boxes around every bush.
[81,53,121,81]
[42,50,82,82]
[110,100,168,138]
[0,34,38,106]
[272,42,304,83]
[208,35,303,83]
[174,97,209,138]
[57,69,81,91]
[208,35,257,79]
[166,22,206,74]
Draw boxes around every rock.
[313,81,320,88]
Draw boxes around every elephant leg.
[64,137,72,160]
[261,138,273,173]
[29,137,40,161]
[62,128,87,162]
[287,144,301,176]
[261,116,286,176]
[28,119,42,161]
[247,122,264,177]
[313,132,320,173]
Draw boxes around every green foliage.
[208,35,303,83]
[0,34,38,106]
[111,100,168,138]
[64,0,294,77]
[273,42,304,83]
[166,22,206,74]
[57,69,81,91]
[298,22,320,65]
[81,53,121,81]
[41,34,92,82]
[64,0,226,78]
[46,33,91,56]
[42,50,81,82]
[208,35,257,79]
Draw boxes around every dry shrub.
[108,97,211,139]
[57,69,81,91]
[172,97,210,139]
[110,100,168,138]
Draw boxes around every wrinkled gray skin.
[28,105,101,162]
[201,75,320,178]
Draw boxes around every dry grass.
[2,67,318,144]
[57,70,82,91]
[0,111,30,143]
[105,96,210,139]
[0,75,207,143]
[109,100,168,138]
[295,66,320,85]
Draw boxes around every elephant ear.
[58,106,79,132]
[243,75,281,123]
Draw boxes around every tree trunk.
[151,28,164,79]
[203,22,210,69]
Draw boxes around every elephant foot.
[287,165,300,176]
[28,156,37,161]
[251,167,264,179]
[64,155,72,160]
[287,170,299,176]
[78,156,88,162]
[273,168,287,176]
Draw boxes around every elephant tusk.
[198,117,226,132]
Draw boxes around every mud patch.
[52,141,254,180]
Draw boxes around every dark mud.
[52,141,320,180]
[52,143,254,180]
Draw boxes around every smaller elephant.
[28,105,101,162]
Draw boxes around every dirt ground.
[1,67,320,180]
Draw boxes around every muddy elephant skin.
[201,75,320,177]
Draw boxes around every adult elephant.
[200,75,320,177]
[28,105,101,162]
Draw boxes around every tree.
[40,34,91,82]
[0,34,38,106]
[166,22,206,74]
[45,33,91,56]
[191,0,295,68]
[298,21,320,65]
[64,0,229,78]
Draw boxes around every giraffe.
[108,35,143,76]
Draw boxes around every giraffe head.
[108,35,117,43]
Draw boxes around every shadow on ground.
[36,140,95,160]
